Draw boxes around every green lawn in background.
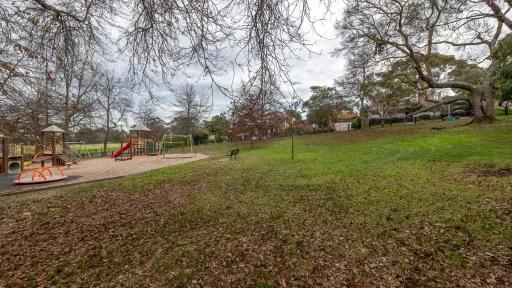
[1,117,511,286]
[67,142,122,155]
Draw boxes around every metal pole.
[1,138,8,173]
[51,132,56,166]
[20,144,24,171]
[190,134,194,156]
[291,128,295,160]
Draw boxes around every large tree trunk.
[470,78,495,123]
[484,0,512,30]
[62,76,72,143]
[359,97,366,119]
[483,99,495,121]
[482,77,496,121]
[103,105,110,156]
[469,93,494,123]
[103,127,109,156]
[469,93,485,122]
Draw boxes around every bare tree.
[145,117,170,140]
[334,47,375,119]
[134,96,159,126]
[1,0,328,145]
[172,84,211,135]
[0,0,114,139]
[96,70,132,154]
[2,0,326,111]
[57,56,100,136]
[122,0,327,94]
[230,76,281,138]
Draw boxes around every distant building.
[263,110,305,136]
[338,111,358,121]
[330,110,358,132]
[263,111,290,137]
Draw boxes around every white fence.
[334,122,352,132]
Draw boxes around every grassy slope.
[1,119,511,287]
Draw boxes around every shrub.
[418,114,432,121]
[192,133,209,145]
[351,117,362,129]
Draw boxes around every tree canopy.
[304,86,349,128]
[203,114,229,137]
[493,34,512,102]
[336,0,508,122]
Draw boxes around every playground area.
[0,123,202,193]
[0,153,207,194]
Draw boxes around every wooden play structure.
[0,133,27,175]
[0,125,80,185]
[111,124,158,161]
[33,125,80,167]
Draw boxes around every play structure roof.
[130,124,151,132]
[42,125,66,133]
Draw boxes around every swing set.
[159,134,195,158]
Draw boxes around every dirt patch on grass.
[477,167,512,177]
[468,166,512,178]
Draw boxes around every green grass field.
[1,118,511,286]
[67,143,122,155]
[10,143,123,157]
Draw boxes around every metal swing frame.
[159,134,195,159]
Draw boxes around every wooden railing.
[62,145,80,163]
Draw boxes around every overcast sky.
[143,1,347,122]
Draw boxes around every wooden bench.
[226,149,239,160]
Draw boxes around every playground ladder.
[62,145,80,163]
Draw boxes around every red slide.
[111,142,131,158]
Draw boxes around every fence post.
[20,144,24,171]
[1,138,8,173]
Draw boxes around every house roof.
[339,111,358,120]
[130,124,151,132]
[42,125,66,133]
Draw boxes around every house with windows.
[330,110,358,132]
[262,111,295,137]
